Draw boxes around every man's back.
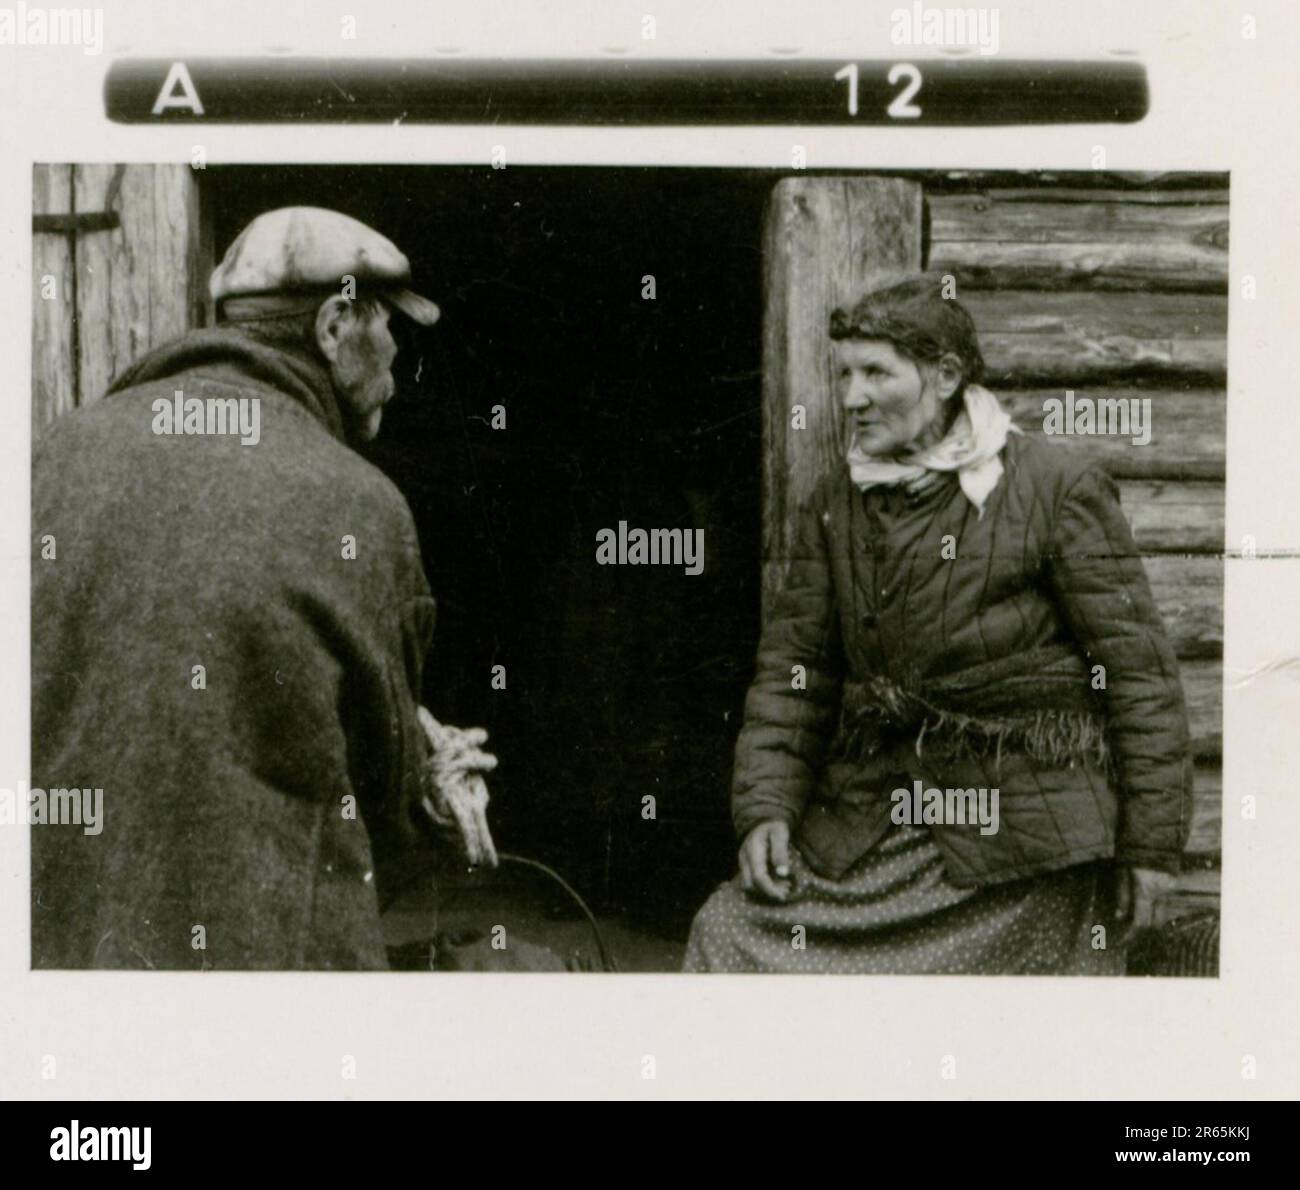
[31,329,436,969]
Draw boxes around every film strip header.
[104,58,1148,126]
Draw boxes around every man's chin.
[343,406,384,443]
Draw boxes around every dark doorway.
[208,165,771,933]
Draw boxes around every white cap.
[209,206,440,325]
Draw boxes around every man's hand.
[739,820,793,902]
[1114,865,1176,942]
[417,706,499,869]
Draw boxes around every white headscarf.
[846,384,1019,518]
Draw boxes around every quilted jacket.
[732,431,1193,887]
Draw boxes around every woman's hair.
[830,274,985,386]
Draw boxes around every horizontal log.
[1155,868,1221,930]
[930,193,1230,243]
[968,290,1226,383]
[932,241,1229,294]
[1186,765,1222,856]
[986,334,1221,383]
[1142,554,1224,659]
[1003,387,1225,480]
[919,172,1227,198]
[959,188,1227,206]
[966,290,1226,338]
[1180,658,1221,759]
[927,194,1228,292]
[1118,481,1225,554]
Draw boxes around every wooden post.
[760,176,923,608]
[31,165,77,437]
[73,164,208,408]
[31,164,210,436]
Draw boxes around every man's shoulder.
[38,368,420,551]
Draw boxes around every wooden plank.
[1180,658,1221,759]
[965,290,1226,337]
[1142,554,1224,660]
[1155,866,1220,931]
[73,164,200,406]
[965,188,1227,206]
[31,164,76,436]
[762,176,923,610]
[985,332,1222,383]
[963,290,1226,384]
[1186,764,1222,856]
[1002,387,1224,480]
[927,193,1228,292]
[188,168,215,328]
[930,193,1230,242]
[931,240,1228,293]
[1118,480,1224,554]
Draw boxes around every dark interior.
[208,165,775,934]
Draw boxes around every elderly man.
[32,207,495,970]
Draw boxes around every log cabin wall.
[763,172,1226,918]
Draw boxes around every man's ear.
[935,352,964,400]
[315,294,355,364]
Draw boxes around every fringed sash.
[832,646,1112,775]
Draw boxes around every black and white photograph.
[3,0,1298,1132]
[29,164,1225,976]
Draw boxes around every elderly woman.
[685,275,1192,975]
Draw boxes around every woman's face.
[836,337,953,457]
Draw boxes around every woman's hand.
[739,820,794,901]
[1114,865,1176,941]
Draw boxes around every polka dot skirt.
[683,823,1125,976]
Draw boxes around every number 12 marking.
[834,62,923,120]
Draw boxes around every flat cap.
[210,206,440,325]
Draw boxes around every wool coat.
[31,329,436,969]
[732,432,1194,887]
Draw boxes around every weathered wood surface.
[1143,554,1223,661]
[965,290,1226,383]
[930,192,1230,241]
[938,186,1226,206]
[1179,658,1222,759]
[1002,387,1225,480]
[1186,765,1222,857]
[1157,867,1221,928]
[762,175,923,609]
[72,165,201,408]
[1118,481,1224,554]
[31,164,76,437]
[927,193,1229,291]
